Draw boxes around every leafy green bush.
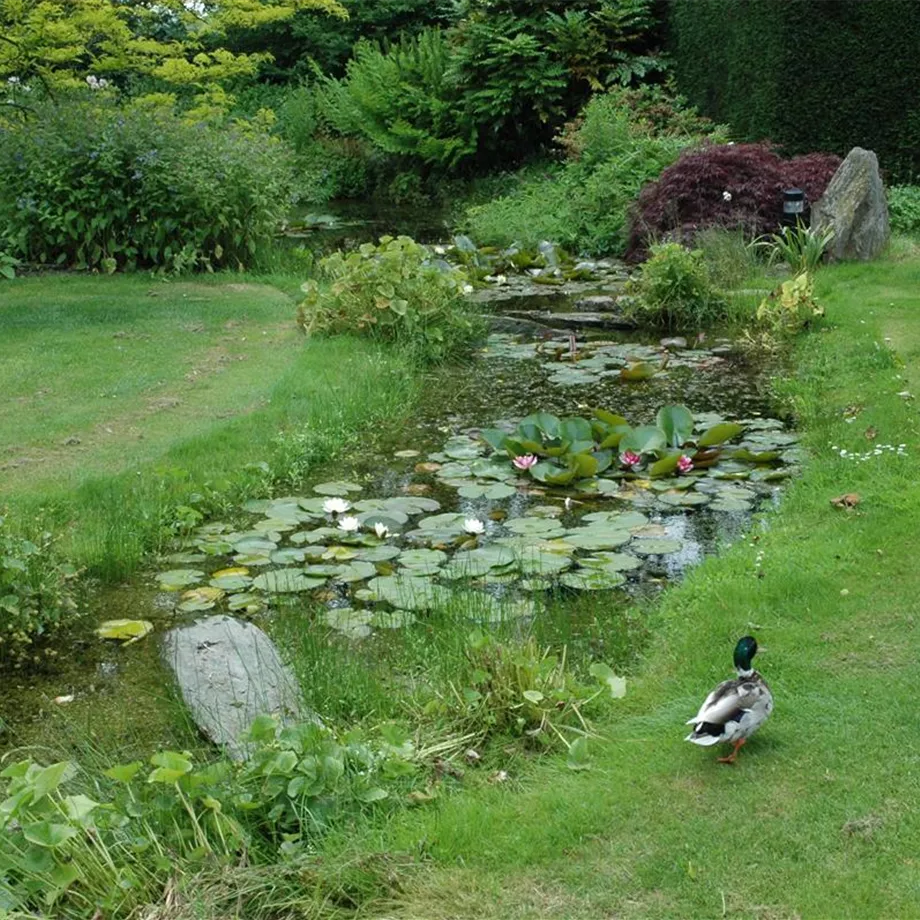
[297,236,482,363]
[0,717,417,917]
[888,185,920,236]
[463,90,720,255]
[625,243,730,330]
[0,99,294,272]
[756,272,824,333]
[0,516,81,660]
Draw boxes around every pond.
[0,228,799,753]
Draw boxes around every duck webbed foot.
[716,738,746,764]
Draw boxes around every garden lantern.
[783,188,806,226]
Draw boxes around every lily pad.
[209,570,253,591]
[370,609,417,629]
[354,496,441,516]
[657,492,711,507]
[516,550,573,576]
[505,517,566,537]
[631,538,682,555]
[399,548,448,574]
[95,619,154,644]
[313,481,363,496]
[709,498,752,512]
[227,592,264,613]
[334,561,378,584]
[270,548,308,565]
[581,552,641,572]
[178,586,225,613]
[324,607,373,638]
[560,569,627,591]
[156,569,205,591]
[417,513,469,533]
[164,552,207,565]
[232,552,273,567]
[233,537,278,555]
[365,575,448,611]
[444,545,516,579]
[354,544,402,563]
[564,527,632,551]
[252,570,327,593]
[580,510,649,529]
[456,481,517,500]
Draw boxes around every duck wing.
[686,676,764,728]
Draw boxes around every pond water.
[0,221,799,753]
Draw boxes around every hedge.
[667,0,920,182]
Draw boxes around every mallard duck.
[685,636,773,764]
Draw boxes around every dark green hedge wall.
[668,0,920,181]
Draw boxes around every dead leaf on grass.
[864,426,877,440]
[830,493,861,509]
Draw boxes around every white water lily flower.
[463,518,485,535]
[374,522,390,539]
[338,516,361,533]
[323,497,351,515]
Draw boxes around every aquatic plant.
[756,273,824,334]
[480,406,744,486]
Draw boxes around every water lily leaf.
[620,361,657,381]
[334,562,378,584]
[619,425,666,457]
[417,513,468,533]
[709,498,752,512]
[356,510,409,530]
[516,550,573,576]
[178,586,224,613]
[468,458,515,481]
[323,545,357,562]
[560,570,627,590]
[399,548,448,574]
[156,569,205,591]
[564,527,632,551]
[270,548,308,565]
[324,607,373,638]
[254,517,299,534]
[698,422,744,447]
[444,546,516,579]
[457,482,517,500]
[164,552,207,565]
[304,564,343,577]
[366,575,447,611]
[233,552,273,567]
[227,592,264,612]
[527,504,563,518]
[354,544,402,563]
[209,573,252,591]
[95,619,154,643]
[632,538,682,555]
[370,609,417,629]
[594,409,628,428]
[480,427,511,452]
[297,497,330,514]
[751,468,792,482]
[442,435,484,460]
[313,481,363,496]
[581,552,641,572]
[252,571,326,593]
[589,662,627,698]
[233,537,278,555]
[355,496,441,516]
[505,517,566,536]
[657,405,694,448]
[529,461,575,485]
[649,452,681,478]
[657,491,711,507]
[580,511,649,529]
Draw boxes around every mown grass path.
[0,274,417,579]
[326,253,920,919]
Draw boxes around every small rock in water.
[660,336,688,350]
[573,295,618,312]
[163,615,315,760]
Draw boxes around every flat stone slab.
[572,294,619,312]
[162,615,308,759]
[505,310,636,331]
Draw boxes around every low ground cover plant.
[887,184,920,236]
[297,235,483,363]
[0,100,294,273]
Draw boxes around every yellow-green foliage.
[298,236,483,363]
[756,272,824,333]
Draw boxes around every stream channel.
[1,210,800,754]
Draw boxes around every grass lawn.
[305,248,920,919]
[0,273,418,579]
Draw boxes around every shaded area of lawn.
[0,274,419,579]
[310,252,920,919]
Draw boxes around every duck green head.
[733,636,758,673]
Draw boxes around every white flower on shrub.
[722,190,732,202]
[462,284,474,295]
[338,516,361,533]
[86,75,109,90]
[323,497,351,515]
[463,518,485,535]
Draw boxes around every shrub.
[624,242,729,331]
[0,99,294,272]
[756,272,824,334]
[464,90,717,255]
[626,143,841,259]
[888,185,920,236]
[297,236,482,363]
[0,516,81,661]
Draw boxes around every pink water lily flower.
[621,450,642,469]
[512,454,538,470]
[677,454,694,474]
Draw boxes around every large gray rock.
[162,615,308,759]
[811,147,889,261]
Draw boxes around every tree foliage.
[0,0,345,97]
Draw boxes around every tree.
[0,0,345,99]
